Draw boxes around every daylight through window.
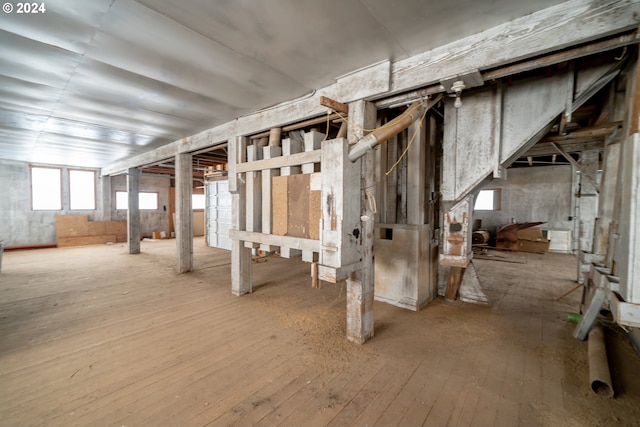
[474,189,501,211]
[115,191,159,210]
[31,167,62,210]
[69,170,96,210]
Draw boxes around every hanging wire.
[321,109,331,142]
[385,100,429,176]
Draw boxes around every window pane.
[116,191,128,209]
[474,190,496,210]
[116,191,158,210]
[69,170,96,210]
[192,194,205,210]
[139,193,158,210]
[32,167,61,210]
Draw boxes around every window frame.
[474,189,502,211]
[30,166,62,211]
[115,191,160,210]
[68,169,97,210]
[192,193,206,211]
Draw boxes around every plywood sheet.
[57,235,117,247]
[287,173,310,239]
[55,215,89,237]
[308,190,321,240]
[105,221,126,235]
[272,175,288,236]
[87,222,107,236]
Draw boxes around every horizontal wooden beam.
[483,30,639,81]
[377,31,637,109]
[317,262,363,283]
[250,114,343,139]
[525,140,604,156]
[390,0,639,94]
[542,122,622,142]
[320,96,349,114]
[235,150,321,173]
[229,230,320,253]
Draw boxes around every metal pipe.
[588,324,614,398]
[348,101,423,162]
[337,120,348,139]
[348,95,441,162]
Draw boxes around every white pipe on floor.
[588,324,614,398]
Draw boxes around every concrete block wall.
[110,174,170,238]
[0,159,107,247]
[473,165,575,235]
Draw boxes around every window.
[69,170,96,210]
[31,167,62,210]
[474,189,501,211]
[192,194,205,210]
[115,191,159,210]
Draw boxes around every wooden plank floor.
[1,239,639,426]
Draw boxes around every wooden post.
[302,130,323,262]
[245,144,262,246]
[280,137,303,258]
[261,145,281,252]
[407,117,427,225]
[386,135,398,224]
[127,167,140,254]
[230,136,252,295]
[397,131,408,223]
[311,262,319,289]
[176,152,193,273]
[346,100,377,344]
[444,267,463,302]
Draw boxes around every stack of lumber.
[56,215,127,247]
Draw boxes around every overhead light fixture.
[451,80,466,108]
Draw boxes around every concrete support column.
[346,100,377,344]
[99,175,112,221]
[230,136,252,295]
[175,152,193,273]
[127,167,140,254]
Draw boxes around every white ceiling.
[0,0,566,168]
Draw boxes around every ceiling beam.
[482,31,637,82]
[525,140,604,157]
[101,0,640,176]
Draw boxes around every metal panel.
[206,180,232,250]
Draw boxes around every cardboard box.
[516,227,549,253]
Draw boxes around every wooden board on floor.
[1,242,639,426]
[57,235,118,247]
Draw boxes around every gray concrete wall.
[473,165,574,235]
[0,159,106,247]
[111,174,170,238]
